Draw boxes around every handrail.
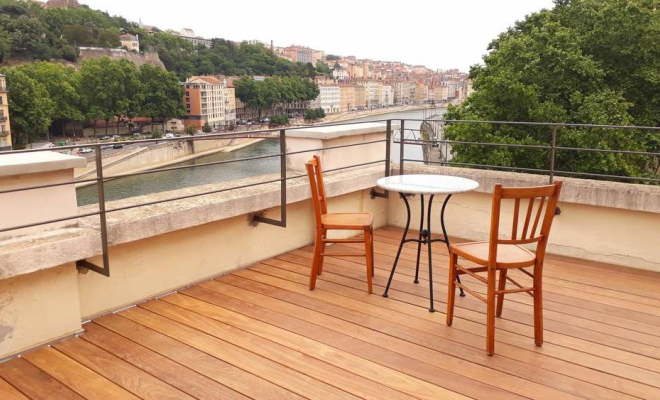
[0,117,659,277]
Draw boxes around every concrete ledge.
[0,165,385,280]
[404,164,660,214]
[287,122,399,140]
[0,152,86,177]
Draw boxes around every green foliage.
[79,58,143,130]
[234,76,319,115]
[304,108,326,121]
[139,64,185,125]
[202,121,212,133]
[326,54,340,60]
[444,0,660,179]
[0,67,54,148]
[269,115,289,126]
[150,130,162,139]
[185,125,196,135]
[0,0,134,61]
[316,61,331,75]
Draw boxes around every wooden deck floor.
[3,226,660,399]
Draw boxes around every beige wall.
[0,264,81,359]
[387,190,660,272]
[0,188,386,358]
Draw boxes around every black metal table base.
[383,193,465,312]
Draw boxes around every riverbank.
[320,104,448,124]
[75,137,263,188]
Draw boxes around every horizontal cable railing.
[0,117,659,275]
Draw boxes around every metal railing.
[0,117,659,276]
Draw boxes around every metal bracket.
[370,188,389,199]
[76,259,110,277]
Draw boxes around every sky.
[84,0,556,71]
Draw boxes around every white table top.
[377,174,479,195]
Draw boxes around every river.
[77,107,445,206]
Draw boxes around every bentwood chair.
[446,181,563,355]
[306,155,375,293]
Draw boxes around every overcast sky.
[84,0,556,71]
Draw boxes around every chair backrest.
[305,155,328,229]
[488,181,563,267]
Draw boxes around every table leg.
[427,195,436,312]
[440,195,465,297]
[383,193,411,298]
[414,194,425,284]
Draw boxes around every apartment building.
[381,85,394,106]
[354,85,367,109]
[0,74,11,150]
[339,85,357,112]
[364,81,381,108]
[170,28,212,48]
[311,85,340,114]
[182,76,234,130]
[414,82,429,104]
[394,81,413,105]
[284,46,313,64]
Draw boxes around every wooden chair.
[306,155,375,293]
[446,181,563,355]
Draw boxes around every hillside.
[0,0,329,79]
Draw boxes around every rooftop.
[1,227,659,399]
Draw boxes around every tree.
[202,121,212,133]
[185,125,195,136]
[20,62,83,138]
[1,68,54,148]
[139,64,185,132]
[444,0,660,179]
[79,57,143,136]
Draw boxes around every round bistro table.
[377,174,479,312]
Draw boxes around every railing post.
[550,126,558,184]
[77,145,110,276]
[399,119,405,175]
[385,119,392,177]
[279,129,287,227]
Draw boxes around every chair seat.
[321,213,373,230]
[451,241,536,268]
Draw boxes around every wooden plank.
[0,377,28,400]
[22,346,139,400]
[235,263,660,398]
[177,285,526,400]
[81,322,248,400]
[54,336,194,400]
[0,357,83,400]
[195,279,592,400]
[94,314,297,400]
[120,305,355,400]
[211,275,633,400]
[149,294,469,400]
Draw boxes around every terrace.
[0,119,659,399]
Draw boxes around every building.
[0,75,11,150]
[332,68,349,80]
[311,85,340,114]
[353,84,367,109]
[120,34,139,52]
[312,50,325,64]
[363,81,381,108]
[394,81,413,105]
[182,76,234,130]
[414,82,429,104]
[225,85,236,125]
[172,28,212,48]
[339,85,356,112]
[284,46,314,64]
[380,85,394,106]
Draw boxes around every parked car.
[112,144,124,149]
[164,133,175,139]
[79,148,93,154]
[112,135,121,140]
[101,136,110,140]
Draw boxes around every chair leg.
[496,269,507,317]
[486,266,496,355]
[317,229,327,276]
[364,228,374,294]
[533,270,544,346]
[309,230,323,290]
[446,252,458,326]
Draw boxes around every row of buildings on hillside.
[309,77,472,115]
